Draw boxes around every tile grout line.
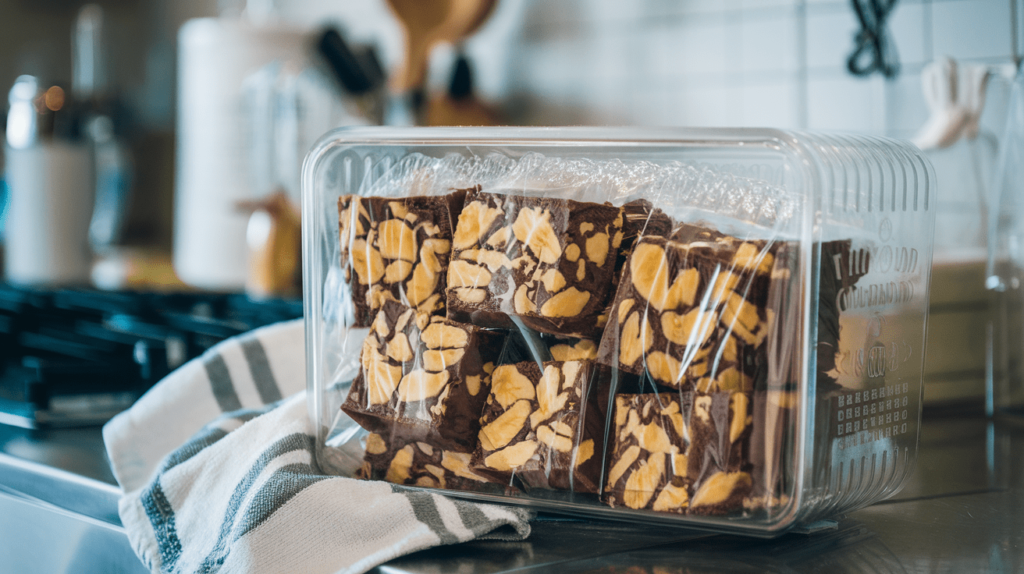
[1012,0,1021,66]
[924,0,933,63]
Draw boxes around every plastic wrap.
[303,128,935,535]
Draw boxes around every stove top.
[0,284,302,428]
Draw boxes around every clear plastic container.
[302,127,936,536]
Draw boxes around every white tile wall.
[670,84,745,127]
[807,74,888,131]
[889,2,929,66]
[651,16,732,78]
[742,0,800,10]
[741,78,801,127]
[805,5,859,71]
[741,9,801,77]
[932,0,1013,61]
[1018,0,1024,58]
[667,0,744,17]
[278,0,1020,133]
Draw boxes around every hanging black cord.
[847,0,900,78]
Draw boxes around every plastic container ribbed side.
[301,127,936,536]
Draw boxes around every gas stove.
[0,285,302,429]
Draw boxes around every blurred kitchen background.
[0,0,1020,420]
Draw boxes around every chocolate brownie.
[446,190,622,338]
[603,391,753,515]
[341,299,504,450]
[338,190,466,327]
[603,393,692,513]
[686,391,754,515]
[617,198,674,265]
[604,199,675,319]
[471,360,605,493]
[598,224,782,391]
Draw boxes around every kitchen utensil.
[317,28,386,124]
[425,52,502,126]
[386,0,454,94]
[317,28,383,97]
[384,0,496,124]
[434,0,497,47]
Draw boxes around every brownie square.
[597,223,782,391]
[603,393,692,513]
[686,391,754,515]
[603,391,754,515]
[602,199,675,337]
[356,432,497,492]
[341,299,504,450]
[470,360,605,493]
[446,190,622,338]
[617,198,674,266]
[338,190,466,327]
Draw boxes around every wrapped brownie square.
[341,299,504,450]
[601,198,675,336]
[497,333,613,424]
[338,190,466,327]
[604,392,753,515]
[598,223,782,391]
[604,393,691,513]
[356,432,497,492]
[686,391,754,515]
[446,190,622,338]
[616,198,674,267]
[471,360,605,493]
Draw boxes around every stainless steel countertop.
[2,410,1022,573]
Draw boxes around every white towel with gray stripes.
[103,319,532,574]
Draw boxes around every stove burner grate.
[0,285,302,428]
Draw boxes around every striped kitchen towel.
[103,319,532,574]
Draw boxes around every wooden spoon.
[386,0,497,94]
[386,0,455,93]
[435,0,497,46]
